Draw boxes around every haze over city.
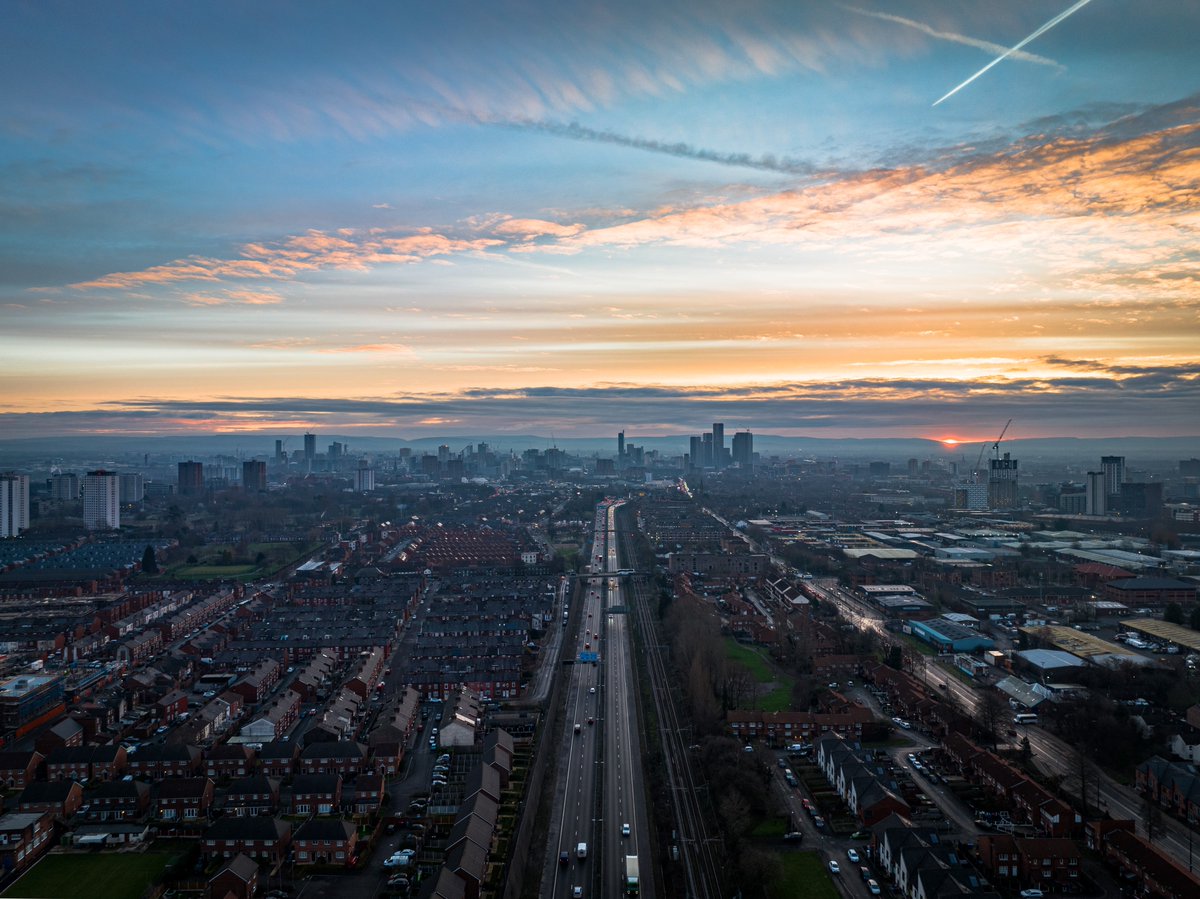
[3,1,1199,440]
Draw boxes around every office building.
[987,453,1019,509]
[712,423,725,469]
[731,431,754,468]
[1101,456,1125,500]
[243,460,267,493]
[1085,471,1107,516]
[617,431,625,467]
[303,433,316,468]
[701,432,714,468]
[82,470,120,530]
[49,473,79,501]
[689,436,702,470]
[275,439,285,463]
[177,461,204,497]
[1,474,30,538]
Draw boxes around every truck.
[576,842,588,859]
[625,855,639,895]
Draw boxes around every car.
[589,686,596,694]
[387,874,410,887]
[867,879,882,895]
[828,860,841,874]
[559,851,570,865]
[898,720,912,729]
[801,798,812,813]
[574,723,582,734]
[847,849,860,863]
[860,866,872,880]
[383,855,410,868]
[813,816,826,829]
[621,823,630,837]
[892,716,903,724]
[587,716,594,725]
[743,745,754,753]
[1019,891,1044,899]
[584,642,590,649]
[572,888,583,898]
[783,831,804,841]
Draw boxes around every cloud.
[69,229,504,291]
[840,5,1063,69]
[2,367,1197,438]
[317,343,415,355]
[492,218,585,239]
[182,288,284,306]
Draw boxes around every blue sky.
[2,1,1198,440]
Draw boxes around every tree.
[1191,605,1200,632]
[141,545,159,574]
[1165,602,1185,625]
[886,644,904,670]
[975,689,1005,747]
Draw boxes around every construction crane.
[974,419,1013,482]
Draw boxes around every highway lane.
[541,504,608,898]
[601,500,651,899]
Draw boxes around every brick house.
[345,774,385,817]
[0,812,55,876]
[223,776,279,817]
[0,752,43,790]
[299,742,367,778]
[291,774,342,816]
[127,744,201,781]
[44,747,94,783]
[293,818,357,866]
[86,780,150,821]
[155,689,189,722]
[257,742,298,779]
[17,780,83,818]
[207,853,258,899]
[205,744,255,780]
[203,817,291,863]
[156,777,215,822]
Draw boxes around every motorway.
[541,500,650,899]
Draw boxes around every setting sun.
[941,438,960,446]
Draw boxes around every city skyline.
[3,2,1199,440]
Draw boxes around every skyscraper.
[731,430,754,468]
[987,452,1019,509]
[177,461,204,496]
[50,472,79,501]
[275,439,284,462]
[118,472,144,503]
[354,460,375,492]
[242,460,267,492]
[1085,471,1107,516]
[689,435,702,470]
[617,431,625,466]
[303,432,317,468]
[0,473,30,537]
[712,423,725,469]
[1101,456,1125,499]
[82,470,120,530]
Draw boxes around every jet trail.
[933,0,1097,107]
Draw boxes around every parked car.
[867,879,882,895]
[847,849,860,863]
[828,860,841,874]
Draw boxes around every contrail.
[841,5,1062,69]
[509,118,818,177]
[933,0,1096,107]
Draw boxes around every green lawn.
[774,851,842,899]
[725,638,796,711]
[3,853,173,899]
[725,639,774,681]
[171,563,259,578]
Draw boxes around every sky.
[2,0,1199,442]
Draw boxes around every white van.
[576,842,588,859]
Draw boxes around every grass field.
[773,851,841,899]
[3,853,173,899]
[171,563,259,577]
[725,638,796,712]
